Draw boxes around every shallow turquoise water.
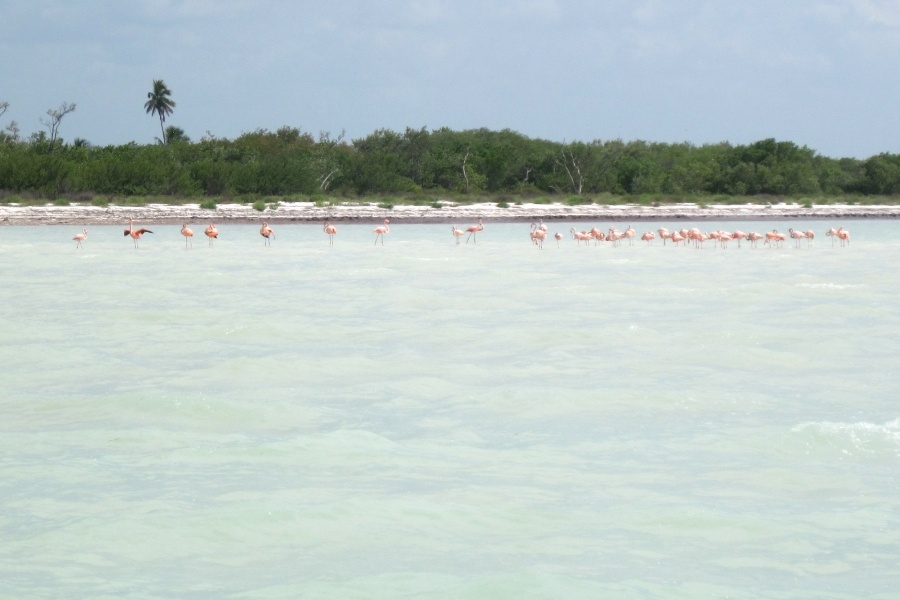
[1,220,897,599]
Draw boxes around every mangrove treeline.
[2,126,899,200]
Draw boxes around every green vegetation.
[1,125,899,205]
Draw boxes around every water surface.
[1,220,897,599]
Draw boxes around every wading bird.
[260,222,274,246]
[466,218,484,244]
[204,224,218,247]
[124,218,153,248]
[72,228,87,249]
[452,225,465,244]
[324,221,337,246]
[373,219,390,245]
[181,223,194,248]
[836,226,850,246]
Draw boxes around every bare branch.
[319,168,340,191]
[462,147,470,194]
[39,101,77,146]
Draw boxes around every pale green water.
[1,221,898,599]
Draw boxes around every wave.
[792,418,900,456]
[795,283,865,290]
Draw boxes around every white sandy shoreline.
[1,201,899,226]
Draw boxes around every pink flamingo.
[452,225,465,244]
[181,223,194,248]
[589,227,605,245]
[204,224,218,247]
[670,231,685,246]
[260,222,274,246]
[530,223,547,248]
[623,225,636,245]
[124,218,153,248]
[607,227,624,247]
[730,230,746,249]
[571,227,592,246]
[658,227,671,245]
[641,231,656,245]
[324,221,337,246]
[746,231,763,248]
[765,229,785,248]
[466,218,484,244]
[554,232,563,248]
[373,219,390,245]
[788,228,806,248]
[836,226,850,247]
[826,227,839,245]
[72,228,87,249]
[804,229,815,246]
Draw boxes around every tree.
[164,125,190,143]
[39,101,76,147]
[145,79,176,144]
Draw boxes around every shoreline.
[2,201,899,226]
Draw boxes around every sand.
[1,201,899,226]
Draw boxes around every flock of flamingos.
[68,217,853,249]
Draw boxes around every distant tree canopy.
[0,125,898,198]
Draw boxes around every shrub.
[200,198,217,209]
[253,199,266,211]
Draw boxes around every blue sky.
[2,0,898,158]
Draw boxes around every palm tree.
[164,125,190,143]
[144,79,176,144]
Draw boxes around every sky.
[1,0,899,159]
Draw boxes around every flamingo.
[554,232,563,248]
[204,224,218,247]
[641,231,656,245]
[373,219,390,245]
[623,225,636,245]
[730,230,746,249]
[452,225,465,244]
[658,227,671,245]
[260,222,274,246]
[788,228,806,248]
[466,218,484,244]
[804,229,815,246]
[124,218,153,248]
[571,227,592,246]
[836,226,850,247]
[589,227,605,245]
[826,227,839,246]
[670,231,685,246]
[746,231,763,248]
[530,223,547,248]
[324,221,337,246]
[765,229,785,248]
[72,228,87,249]
[607,227,624,247]
[181,223,194,248]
